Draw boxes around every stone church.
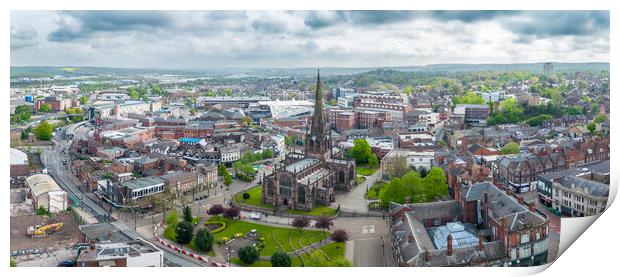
[262,70,356,211]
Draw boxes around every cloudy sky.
[10,10,610,68]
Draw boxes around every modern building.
[25,174,68,212]
[76,239,164,267]
[543,63,554,76]
[453,104,490,126]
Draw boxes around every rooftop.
[121,176,166,190]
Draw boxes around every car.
[57,260,76,267]
[249,212,262,220]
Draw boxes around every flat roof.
[121,176,165,190]
[10,148,28,165]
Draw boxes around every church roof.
[285,158,319,173]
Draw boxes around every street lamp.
[226,246,235,267]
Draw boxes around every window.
[520,233,530,244]
[519,245,531,258]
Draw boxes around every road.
[41,122,206,267]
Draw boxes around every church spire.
[306,68,330,159]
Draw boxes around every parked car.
[58,260,76,267]
[249,212,262,220]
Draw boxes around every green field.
[206,215,328,256]
[288,205,337,217]
[356,166,378,176]
[162,211,214,256]
[234,186,273,208]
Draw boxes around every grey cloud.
[48,11,174,42]
[429,11,519,22]
[11,26,38,49]
[506,11,609,38]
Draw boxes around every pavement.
[332,170,382,212]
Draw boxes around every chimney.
[528,201,536,212]
[484,192,489,205]
[518,196,525,205]
[423,249,431,263]
[478,232,484,251]
[500,217,507,245]
[446,234,453,256]
[90,239,96,250]
[408,234,414,243]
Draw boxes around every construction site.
[10,200,82,266]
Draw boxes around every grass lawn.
[207,215,327,256]
[234,186,273,208]
[356,165,378,176]
[162,211,215,256]
[288,205,337,217]
[231,257,272,267]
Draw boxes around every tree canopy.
[501,142,520,155]
[34,120,53,141]
[271,252,292,267]
[194,229,214,252]
[379,167,448,207]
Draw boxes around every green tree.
[594,114,609,124]
[79,95,88,105]
[183,206,193,223]
[388,155,410,178]
[524,114,552,127]
[379,178,406,207]
[270,251,292,267]
[238,246,259,265]
[34,121,53,141]
[437,140,447,147]
[262,149,274,159]
[404,85,414,96]
[452,91,485,107]
[501,142,520,155]
[39,103,52,113]
[587,122,596,134]
[368,154,379,168]
[328,99,338,106]
[218,164,228,176]
[175,221,194,244]
[13,105,32,123]
[194,229,214,252]
[348,139,373,164]
[223,173,233,186]
[10,258,16,267]
[240,116,253,126]
[422,167,448,201]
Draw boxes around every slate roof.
[557,176,609,198]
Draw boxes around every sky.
[10,10,610,69]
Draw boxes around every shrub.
[224,207,241,218]
[207,204,225,215]
[238,246,259,265]
[242,192,250,200]
[183,206,193,222]
[206,221,227,233]
[175,221,194,245]
[271,251,291,267]
[165,211,179,225]
[194,229,215,252]
[314,216,332,230]
[291,216,310,231]
[331,229,349,242]
[36,206,51,216]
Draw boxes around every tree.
[379,178,406,207]
[524,114,552,127]
[79,95,88,105]
[314,216,332,230]
[242,192,250,200]
[262,149,274,159]
[389,156,410,178]
[587,122,596,134]
[501,142,520,155]
[223,174,233,186]
[39,103,52,113]
[223,207,240,218]
[10,258,16,267]
[240,116,253,126]
[183,206,193,223]
[327,99,337,106]
[348,139,373,164]
[218,164,227,176]
[13,105,31,123]
[34,121,53,141]
[330,229,349,242]
[368,154,379,168]
[452,91,485,106]
[194,229,215,252]
[404,85,414,96]
[238,246,259,265]
[271,251,291,267]
[437,140,447,147]
[207,204,225,215]
[291,216,310,232]
[422,167,448,201]
[285,135,295,145]
[175,221,194,244]
[594,114,609,124]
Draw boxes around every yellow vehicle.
[27,222,63,238]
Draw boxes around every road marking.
[362,225,375,234]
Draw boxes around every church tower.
[306,69,331,160]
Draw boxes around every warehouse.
[25,174,68,213]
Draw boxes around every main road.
[41,122,206,267]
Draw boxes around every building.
[381,149,435,175]
[453,104,490,126]
[35,96,80,112]
[25,174,68,213]
[161,171,203,196]
[390,182,549,267]
[10,148,29,177]
[262,70,356,211]
[552,175,608,217]
[77,239,164,267]
[543,62,554,76]
[219,145,240,163]
[100,176,166,204]
[332,87,356,99]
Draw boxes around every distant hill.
[11,62,609,78]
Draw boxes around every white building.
[220,145,240,163]
[25,174,68,213]
[77,239,164,267]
